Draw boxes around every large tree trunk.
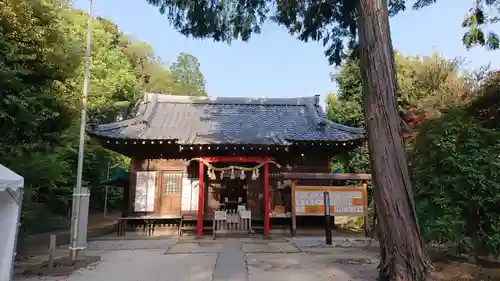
[356,1,433,281]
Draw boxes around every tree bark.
[356,1,433,281]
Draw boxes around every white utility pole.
[70,0,93,261]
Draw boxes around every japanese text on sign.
[292,186,367,216]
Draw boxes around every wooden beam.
[202,156,273,163]
[282,172,372,180]
[196,161,205,237]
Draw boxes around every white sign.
[181,178,199,212]
[239,210,251,219]
[134,171,157,212]
[214,211,227,221]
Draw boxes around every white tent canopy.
[0,164,24,281]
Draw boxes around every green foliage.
[327,97,364,128]
[169,52,207,96]
[347,145,370,173]
[327,52,470,175]
[120,37,182,94]
[147,0,499,65]
[326,57,364,127]
[0,0,80,153]
[468,71,500,129]
[327,53,472,125]
[20,190,70,236]
[462,6,499,50]
[410,104,500,255]
[327,47,500,255]
[395,54,472,118]
[415,0,500,50]
[0,0,208,235]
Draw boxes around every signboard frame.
[291,183,368,217]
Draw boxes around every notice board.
[292,184,368,216]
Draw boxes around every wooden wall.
[128,158,189,217]
[126,153,331,218]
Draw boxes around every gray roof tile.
[89,93,364,144]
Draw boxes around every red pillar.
[264,163,270,237]
[196,161,205,237]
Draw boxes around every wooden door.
[160,171,183,216]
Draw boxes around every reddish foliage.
[406,113,427,127]
[400,110,427,141]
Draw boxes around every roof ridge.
[143,92,318,106]
[303,102,365,135]
[320,119,365,134]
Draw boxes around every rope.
[185,157,281,171]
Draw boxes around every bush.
[468,71,500,130]
[410,107,500,255]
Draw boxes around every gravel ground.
[15,237,378,281]
[247,253,378,281]
[86,238,178,251]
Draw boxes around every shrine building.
[89,93,365,237]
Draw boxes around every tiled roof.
[88,93,364,145]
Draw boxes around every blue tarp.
[101,168,129,187]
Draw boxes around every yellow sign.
[292,185,368,216]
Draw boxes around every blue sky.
[73,0,499,107]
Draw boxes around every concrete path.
[212,241,247,281]
[15,237,379,281]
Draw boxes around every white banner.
[181,178,199,212]
[134,171,156,212]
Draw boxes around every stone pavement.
[15,237,379,281]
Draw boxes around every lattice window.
[163,171,183,195]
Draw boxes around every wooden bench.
[178,211,198,236]
[117,216,181,236]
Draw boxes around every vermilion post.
[263,163,270,237]
[196,161,205,237]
